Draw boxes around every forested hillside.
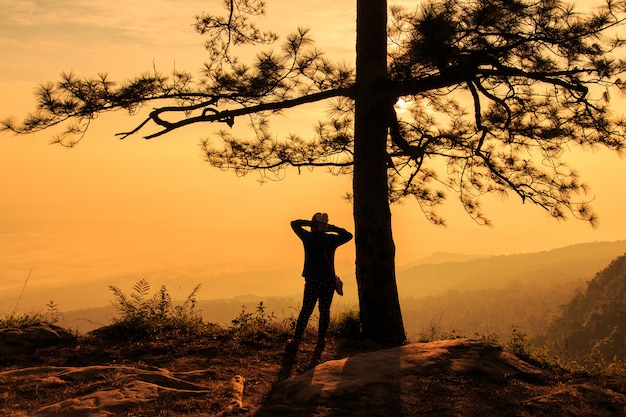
[396,240,626,340]
[545,253,626,366]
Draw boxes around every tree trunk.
[353,0,406,345]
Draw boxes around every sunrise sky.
[1,0,626,312]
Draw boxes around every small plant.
[528,344,568,370]
[108,279,205,339]
[45,300,61,323]
[415,321,442,343]
[505,326,532,359]
[415,322,468,342]
[278,310,298,332]
[329,307,361,339]
[475,331,499,344]
[229,302,286,341]
[101,368,132,388]
[0,301,61,329]
[0,270,61,329]
[501,326,573,371]
[231,302,275,328]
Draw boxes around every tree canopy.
[3,0,626,344]
[4,0,625,225]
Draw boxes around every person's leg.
[290,279,319,345]
[316,280,336,346]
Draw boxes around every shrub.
[505,326,532,359]
[229,302,288,341]
[107,279,206,339]
[329,307,361,339]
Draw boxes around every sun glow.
[394,97,413,113]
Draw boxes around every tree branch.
[117,87,354,139]
[387,104,425,163]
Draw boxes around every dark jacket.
[291,219,353,282]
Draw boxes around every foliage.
[0,301,60,329]
[231,302,274,327]
[607,361,626,382]
[229,302,292,341]
[385,0,626,225]
[505,326,532,358]
[4,0,625,225]
[415,322,447,342]
[0,269,60,328]
[107,279,206,339]
[415,321,500,343]
[328,307,362,339]
[545,253,626,367]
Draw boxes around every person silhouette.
[286,212,353,355]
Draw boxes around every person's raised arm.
[327,224,353,245]
[291,219,311,239]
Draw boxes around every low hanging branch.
[117,87,354,140]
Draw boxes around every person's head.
[311,212,329,232]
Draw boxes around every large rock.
[270,339,543,405]
[0,324,75,356]
[259,339,626,416]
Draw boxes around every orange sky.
[1,0,625,312]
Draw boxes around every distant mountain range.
[396,240,626,296]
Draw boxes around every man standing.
[287,212,353,354]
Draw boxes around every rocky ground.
[1,323,625,416]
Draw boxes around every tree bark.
[353,0,406,345]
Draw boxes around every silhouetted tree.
[3,0,626,345]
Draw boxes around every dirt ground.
[1,326,625,417]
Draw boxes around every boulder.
[0,324,75,356]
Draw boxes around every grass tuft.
[0,301,60,329]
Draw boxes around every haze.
[1,0,625,313]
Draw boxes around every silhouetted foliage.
[107,279,206,340]
[328,307,362,339]
[0,301,60,329]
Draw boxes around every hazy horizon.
[3,238,625,315]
